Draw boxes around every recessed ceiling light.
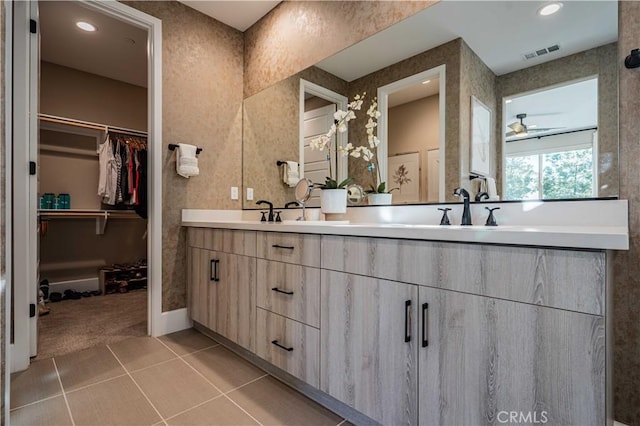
[421,80,431,85]
[505,99,513,104]
[538,2,563,16]
[528,124,538,128]
[76,21,97,32]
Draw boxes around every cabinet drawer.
[255,308,319,387]
[188,228,256,257]
[322,235,604,315]
[257,232,320,267]
[256,259,320,327]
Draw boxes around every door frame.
[6,0,164,383]
[377,65,446,202]
[299,79,349,184]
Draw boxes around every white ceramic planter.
[320,189,348,214]
[368,193,393,205]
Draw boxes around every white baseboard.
[152,307,192,337]
[46,277,99,294]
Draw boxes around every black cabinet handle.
[272,287,294,295]
[272,244,295,250]
[271,340,293,352]
[404,300,412,343]
[210,259,219,282]
[422,302,429,347]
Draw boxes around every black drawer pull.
[272,287,294,295]
[422,302,429,347]
[271,340,294,352]
[210,259,219,282]
[272,244,295,250]
[404,300,412,343]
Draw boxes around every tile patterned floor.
[10,329,347,426]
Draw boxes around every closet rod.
[38,114,148,137]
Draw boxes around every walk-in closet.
[35,1,150,359]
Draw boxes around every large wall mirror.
[242,1,618,208]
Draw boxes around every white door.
[303,104,336,206]
[11,0,40,372]
[427,149,440,202]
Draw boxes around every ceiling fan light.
[538,2,563,17]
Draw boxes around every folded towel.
[176,143,199,178]
[284,161,300,187]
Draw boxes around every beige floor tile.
[158,328,217,356]
[10,395,72,426]
[167,396,259,426]
[55,345,126,392]
[109,336,176,371]
[66,375,161,426]
[183,346,265,392]
[229,376,342,426]
[131,358,220,418]
[10,358,61,409]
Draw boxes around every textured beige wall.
[497,43,618,198]
[459,40,497,194]
[613,2,640,423]
[124,1,244,311]
[347,39,462,200]
[243,0,435,98]
[243,66,347,209]
[388,95,439,202]
[41,62,147,130]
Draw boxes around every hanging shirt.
[97,134,118,205]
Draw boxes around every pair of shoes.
[90,290,102,296]
[49,292,62,303]
[81,291,92,298]
[63,289,81,300]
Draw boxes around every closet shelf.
[38,209,142,235]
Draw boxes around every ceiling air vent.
[522,44,561,60]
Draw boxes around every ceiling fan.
[506,113,563,138]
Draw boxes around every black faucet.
[475,191,489,202]
[284,201,299,209]
[256,200,274,222]
[453,187,472,225]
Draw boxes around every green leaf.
[337,177,354,189]
[377,182,386,193]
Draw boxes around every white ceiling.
[39,1,148,88]
[179,1,280,32]
[317,1,617,81]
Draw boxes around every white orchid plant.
[309,93,396,193]
[309,93,371,189]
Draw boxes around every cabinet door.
[321,270,418,425]
[187,247,213,326]
[418,286,605,426]
[209,252,256,352]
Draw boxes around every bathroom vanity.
[183,203,625,425]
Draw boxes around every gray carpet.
[36,289,147,360]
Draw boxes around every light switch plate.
[247,188,254,200]
[231,186,239,200]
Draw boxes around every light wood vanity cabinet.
[186,228,256,352]
[187,227,608,426]
[321,235,607,426]
[254,232,322,385]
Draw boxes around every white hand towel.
[176,143,199,178]
[284,161,300,187]
[486,177,500,200]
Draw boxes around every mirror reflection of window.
[503,77,598,200]
[302,96,336,206]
